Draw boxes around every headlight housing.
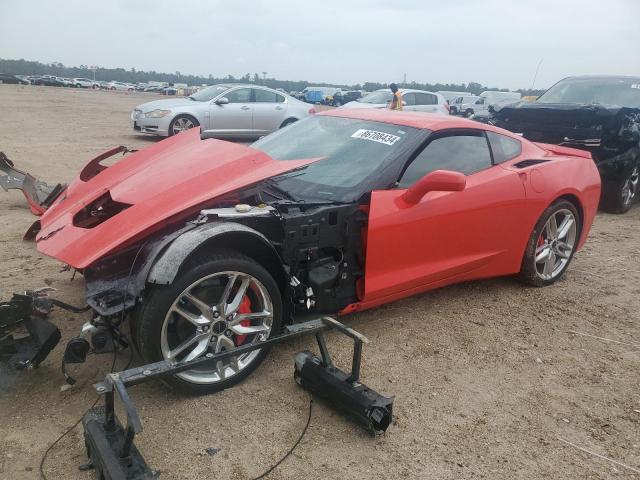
[145,109,172,118]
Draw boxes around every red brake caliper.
[234,295,252,346]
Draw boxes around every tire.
[465,109,474,118]
[134,251,282,395]
[75,84,81,88]
[518,199,581,287]
[279,118,297,129]
[600,166,639,214]
[169,115,199,136]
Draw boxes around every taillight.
[308,107,316,114]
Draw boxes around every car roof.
[319,108,522,137]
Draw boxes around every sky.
[1,0,639,90]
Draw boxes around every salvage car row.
[128,76,640,214]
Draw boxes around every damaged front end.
[489,103,640,213]
[0,290,61,369]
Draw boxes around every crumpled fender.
[147,222,282,285]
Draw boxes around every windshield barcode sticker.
[351,129,401,146]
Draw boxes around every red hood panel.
[37,129,313,268]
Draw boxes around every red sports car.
[6,109,601,393]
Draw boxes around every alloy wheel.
[621,167,639,208]
[534,208,577,281]
[160,271,273,384]
[171,117,195,135]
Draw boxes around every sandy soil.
[0,84,639,480]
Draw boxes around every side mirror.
[401,170,466,205]
[215,97,229,105]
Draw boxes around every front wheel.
[169,115,199,136]
[135,251,282,395]
[519,200,581,287]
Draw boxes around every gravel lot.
[0,84,639,480]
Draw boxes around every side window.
[402,93,416,106]
[276,93,285,103]
[226,88,252,103]
[487,131,522,164]
[398,133,492,188]
[254,89,278,103]
[415,93,437,105]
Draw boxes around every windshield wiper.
[262,179,297,201]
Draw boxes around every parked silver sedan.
[131,84,314,138]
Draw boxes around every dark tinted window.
[487,131,522,164]
[254,89,280,103]
[399,133,492,187]
[402,93,416,106]
[226,88,252,103]
[537,77,640,107]
[414,93,437,105]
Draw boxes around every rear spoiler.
[533,142,593,160]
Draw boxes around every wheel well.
[172,113,200,125]
[556,194,584,228]
[181,233,286,293]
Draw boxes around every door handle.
[240,106,250,110]
[275,106,283,110]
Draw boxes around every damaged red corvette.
[2,109,601,393]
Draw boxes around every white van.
[450,95,480,115]
[436,91,472,103]
[460,91,521,118]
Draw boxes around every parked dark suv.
[488,76,640,213]
[331,90,362,106]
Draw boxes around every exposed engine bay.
[82,184,368,324]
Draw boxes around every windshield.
[251,116,425,202]
[537,77,640,108]
[189,85,230,102]
[357,90,393,104]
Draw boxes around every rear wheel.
[465,109,474,118]
[135,252,282,395]
[519,200,580,287]
[169,115,199,136]
[601,166,639,214]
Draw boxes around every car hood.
[135,97,197,113]
[36,129,316,268]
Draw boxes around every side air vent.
[514,159,551,169]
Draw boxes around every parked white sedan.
[109,81,135,91]
[341,88,450,114]
[131,83,315,138]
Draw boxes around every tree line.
[0,58,546,96]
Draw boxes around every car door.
[252,89,287,135]
[413,93,440,113]
[208,87,254,136]
[363,129,528,301]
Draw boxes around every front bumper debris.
[81,317,394,479]
[0,291,61,369]
[0,152,66,215]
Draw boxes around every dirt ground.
[0,84,639,480]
